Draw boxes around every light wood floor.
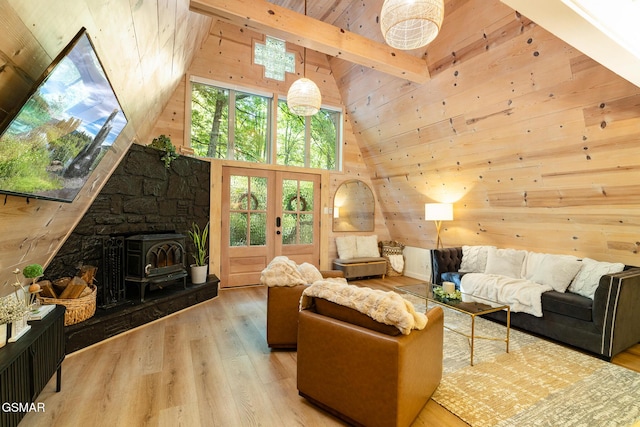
[21,276,640,427]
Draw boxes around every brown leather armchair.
[266,270,344,349]
[297,300,444,427]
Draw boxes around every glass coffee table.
[395,283,510,366]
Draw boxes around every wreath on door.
[285,194,308,212]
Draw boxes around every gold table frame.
[395,283,510,366]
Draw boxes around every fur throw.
[260,256,341,287]
[260,256,307,287]
[300,281,427,335]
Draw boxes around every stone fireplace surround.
[44,143,218,352]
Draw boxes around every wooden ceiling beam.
[189,0,430,84]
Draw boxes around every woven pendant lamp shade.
[287,77,321,116]
[380,0,444,50]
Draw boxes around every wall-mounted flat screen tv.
[0,27,127,203]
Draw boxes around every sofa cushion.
[568,258,625,299]
[484,247,527,279]
[335,236,358,259]
[460,245,494,273]
[528,254,583,293]
[523,251,546,280]
[313,298,401,336]
[356,235,380,258]
[542,291,593,322]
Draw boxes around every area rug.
[403,295,640,427]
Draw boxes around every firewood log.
[53,277,71,295]
[79,265,98,285]
[59,276,87,299]
[38,280,58,299]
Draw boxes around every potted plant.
[188,221,210,284]
[149,134,178,168]
[21,264,43,308]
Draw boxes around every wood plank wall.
[150,19,391,275]
[0,0,210,296]
[330,0,640,266]
[2,0,638,296]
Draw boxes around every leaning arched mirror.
[333,179,375,231]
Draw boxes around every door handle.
[276,217,281,227]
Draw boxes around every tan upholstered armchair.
[266,270,343,349]
[297,298,444,427]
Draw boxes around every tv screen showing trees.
[0,28,127,203]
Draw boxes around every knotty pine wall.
[0,0,210,297]
[331,0,640,266]
[150,20,391,275]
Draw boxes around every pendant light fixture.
[380,0,445,50]
[287,0,321,116]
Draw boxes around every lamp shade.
[425,203,453,221]
[287,77,321,116]
[380,0,445,50]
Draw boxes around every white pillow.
[356,235,380,258]
[298,262,323,284]
[459,245,494,273]
[335,236,357,259]
[484,247,527,279]
[528,254,583,292]
[568,258,625,299]
[523,251,546,280]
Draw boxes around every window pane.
[250,176,267,210]
[299,180,313,211]
[311,109,339,170]
[282,179,298,212]
[190,79,341,170]
[234,94,269,163]
[249,213,267,246]
[191,83,229,158]
[276,100,305,167]
[229,212,247,246]
[230,176,248,209]
[282,213,298,245]
[300,213,313,244]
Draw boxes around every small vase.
[0,323,6,348]
[190,264,208,285]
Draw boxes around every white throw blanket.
[300,280,427,335]
[260,256,307,287]
[387,254,404,273]
[460,273,553,317]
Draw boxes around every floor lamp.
[425,203,453,249]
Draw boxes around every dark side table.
[0,305,65,427]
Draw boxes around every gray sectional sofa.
[431,246,640,360]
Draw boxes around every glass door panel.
[222,167,320,287]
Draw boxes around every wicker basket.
[379,241,405,277]
[38,284,97,326]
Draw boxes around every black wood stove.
[124,233,188,301]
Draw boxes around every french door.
[221,166,320,287]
